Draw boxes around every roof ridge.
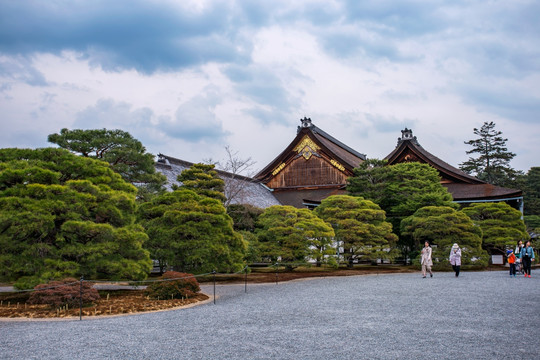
[408,141,484,183]
[311,125,366,160]
[158,153,258,183]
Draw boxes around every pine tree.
[461,202,528,255]
[347,161,456,238]
[175,163,226,202]
[314,195,399,266]
[138,189,246,274]
[523,167,540,215]
[401,206,489,268]
[459,121,519,187]
[0,148,152,289]
[256,205,335,268]
[48,128,166,200]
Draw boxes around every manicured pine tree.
[347,161,456,257]
[314,195,398,266]
[256,205,335,268]
[138,188,246,274]
[401,206,489,268]
[175,163,226,203]
[0,148,152,289]
[461,202,528,255]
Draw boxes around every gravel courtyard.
[1,270,538,360]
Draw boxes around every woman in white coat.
[449,243,462,277]
[420,241,433,278]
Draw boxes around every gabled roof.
[385,128,484,184]
[255,117,366,182]
[384,128,522,201]
[310,126,367,166]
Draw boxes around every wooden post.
[213,270,216,304]
[79,277,83,321]
[244,266,248,293]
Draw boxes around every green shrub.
[27,278,100,307]
[145,271,200,300]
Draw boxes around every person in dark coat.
[520,241,535,278]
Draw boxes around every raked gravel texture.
[0,270,538,360]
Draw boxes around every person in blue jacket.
[520,240,535,278]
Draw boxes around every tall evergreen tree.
[347,161,456,257]
[459,121,519,187]
[523,167,540,216]
[348,161,456,223]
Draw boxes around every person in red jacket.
[507,249,516,277]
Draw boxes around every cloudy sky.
[1,0,539,175]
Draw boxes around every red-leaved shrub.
[145,271,200,300]
[28,278,100,307]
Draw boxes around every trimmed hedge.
[28,278,100,307]
[145,271,200,300]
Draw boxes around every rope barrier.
[89,272,214,285]
[3,266,255,321]
[8,281,81,293]
[0,263,311,321]
[5,267,252,293]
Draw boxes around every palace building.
[156,118,523,211]
[253,117,366,208]
[385,128,523,211]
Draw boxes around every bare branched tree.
[219,146,257,208]
[222,146,256,175]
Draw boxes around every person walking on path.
[515,240,524,275]
[449,243,462,277]
[421,241,433,278]
[507,249,516,277]
[520,241,535,278]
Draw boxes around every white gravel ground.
[0,270,538,360]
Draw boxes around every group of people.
[507,240,536,278]
[420,241,462,278]
[419,240,536,278]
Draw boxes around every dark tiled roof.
[443,183,522,201]
[155,154,281,209]
[311,126,366,169]
[385,137,484,184]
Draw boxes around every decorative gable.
[293,135,321,160]
[256,118,365,192]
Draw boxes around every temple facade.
[157,119,523,211]
[254,117,366,208]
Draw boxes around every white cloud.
[0,0,538,173]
